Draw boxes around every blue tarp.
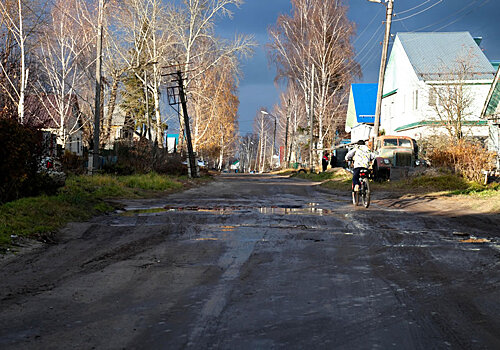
[352,83,377,124]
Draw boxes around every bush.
[104,140,187,176]
[61,151,85,175]
[425,138,495,182]
[0,115,42,203]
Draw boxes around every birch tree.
[268,0,358,168]
[0,0,47,123]
[35,0,94,147]
[167,0,254,151]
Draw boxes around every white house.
[381,32,496,140]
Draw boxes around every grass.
[0,173,195,249]
[293,168,500,197]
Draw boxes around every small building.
[345,83,377,142]
[24,94,84,156]
[381,32,496,140]
[166,134,179,153]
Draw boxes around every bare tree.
[268,0,358,169]
[167,0,254,152]
[34,0,94,146]
[0,0,48,123]
[428,51,481,141]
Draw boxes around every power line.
[409,0,482,32]
[396,0,434,15]
[353,6,384,45]
[392,0,443,22]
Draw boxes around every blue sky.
[215,0,500,135]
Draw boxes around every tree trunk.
[104,75,120,146]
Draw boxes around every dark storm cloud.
[349,0,500,82]
[214,0,500,134]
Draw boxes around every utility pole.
[284,99,290,169]
[144,70,151,141]
[91,0,104,173]
[271,115,277,170]
[371,0,394,149]
[176,71,198,178]
[308,64,315,171]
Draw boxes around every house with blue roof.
[380,32,496,140]
[345,83,377,142]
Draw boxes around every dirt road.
[1,174,499,349]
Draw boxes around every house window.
[413,90,419,110]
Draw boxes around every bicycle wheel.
[361,178,371,208]
[352,188,359,206]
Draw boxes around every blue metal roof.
[397,32,495,81]
[352,83,377,123]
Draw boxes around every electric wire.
[404,0,484,32]
[392,0,443,22]
[395,0,434,15]
[353,6,383,45]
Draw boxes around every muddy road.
[1,174,499,349]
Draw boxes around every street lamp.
[368,0,394,150]
[260,110,277,171]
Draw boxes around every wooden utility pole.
[284,99,290,168]
[371,0,394,149]
[144,70,152,141]
[91,0,104,172]
[177,71,198,178]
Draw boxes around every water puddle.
[119,203,333,216]
[459,237,491,244]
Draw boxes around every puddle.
[220,225,236,232]
[258,207,329,215]
[119,207,167,216]
[460,237,491,244]
[119,203,333,216]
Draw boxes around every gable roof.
[397,32,496,81]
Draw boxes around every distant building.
[381,32,496,139]
[24,94,84,156]
[103,106,166,148]
[345,83,377,142]
[167,134,179,153]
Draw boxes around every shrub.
[0,115,42,203]
[104,140,187,176]
[61,150,85,174]
[426,138,495,182]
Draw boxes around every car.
[372,135,419,181]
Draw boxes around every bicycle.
[352,168,371,208]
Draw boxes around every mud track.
[1,174,499,349]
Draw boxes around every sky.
[214,0,500,135]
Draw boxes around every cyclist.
[345,140,375,191]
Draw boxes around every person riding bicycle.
[345,140,375,191]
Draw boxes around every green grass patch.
[0,173,188,250]
[293,169,350,182]
[318,171,500,196]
